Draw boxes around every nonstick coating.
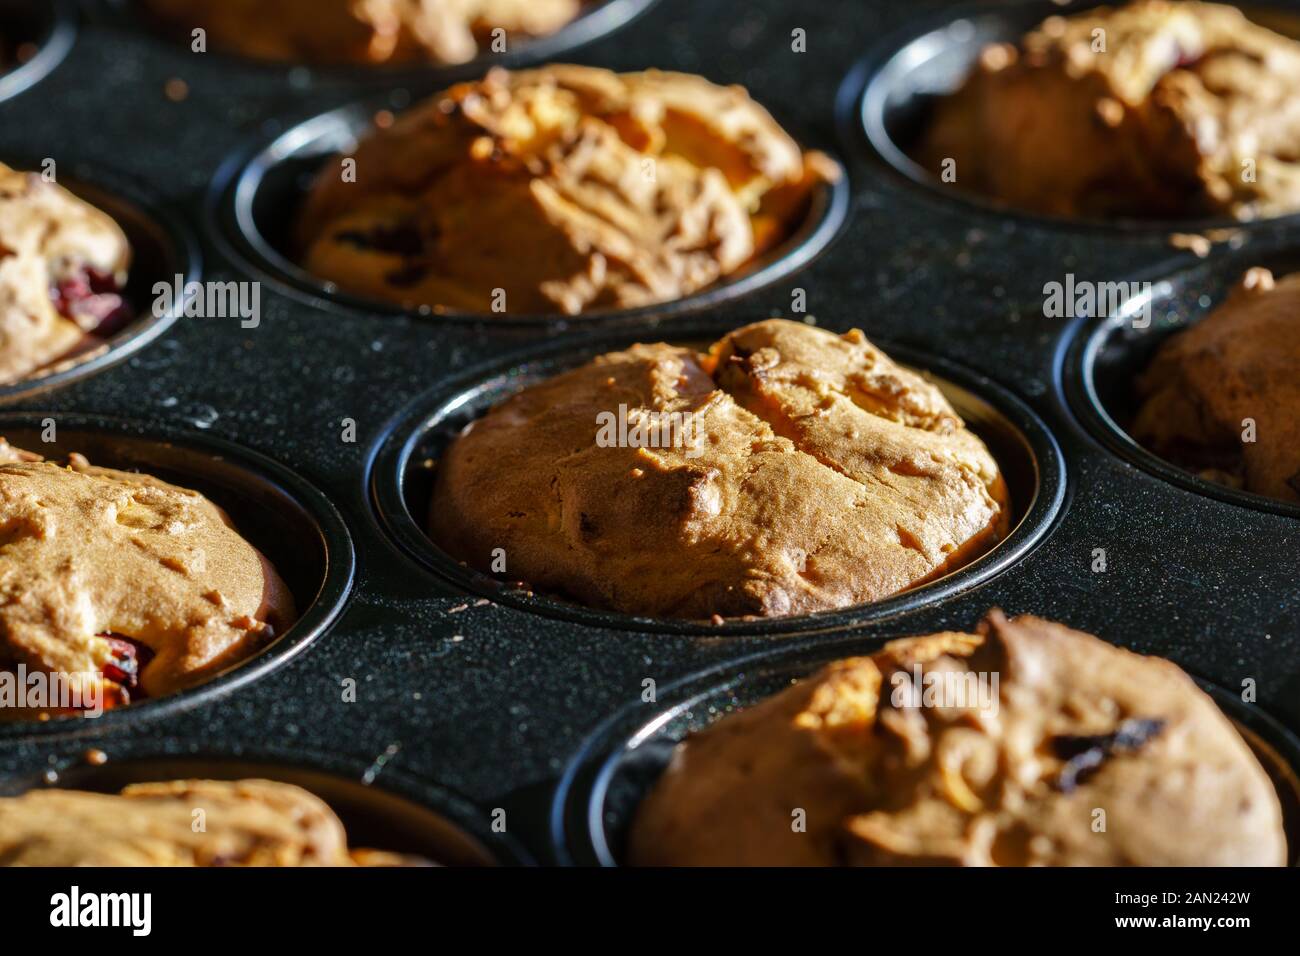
[0,0,1297,865]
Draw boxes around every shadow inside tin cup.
[0,755,504,866]
[1059,246,1300,520]
[368,330,1066,637]
[552,651,1300,866]
[0,162,201,403]
[0,416,355,734]
[854,0,1300,231]
[93,0,660,81]
[0,0,76,104]
[217,96,849,325]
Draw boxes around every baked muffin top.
[296,65,833,315]
[142,0,587,66]
[1132,266,1300,503]
[430,319,1008,619]
[629,610,1287,866]
[921,0,1300,220]
[0,449,295,710]
[0,163,130,385]
[0,779,418,866]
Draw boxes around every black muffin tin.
[0,0,1297,866]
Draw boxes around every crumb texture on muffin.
[0,779,417,866]
[628,610,1287,866]
[920,0,1300,220]
[429,319,1008,619]
[0,163,130,385]
[0,450,295,707]
[142,0,588,65]
[1132,266,1300,502]
[296,65,834,314]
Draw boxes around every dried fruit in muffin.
[0,163,130,384]
[1132,266,1300,503]
[919,1,1300,220]
[629,610,1287,866]
[0,447,295,717]
[0,779,428,866]
[429,319,1008,619]
[142,0,590,66]
[296,65,836,314]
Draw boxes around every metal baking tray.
[0,0,1296,866]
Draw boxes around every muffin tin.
[0,0,75,104]
[553,646,1300,866]
[216,98,850,324]
[859,0,1300,231]
[0,0,1298,866]
[0,164,200,402]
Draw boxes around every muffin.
[430,319,1009,619]
[0,163,130,385]
[920,1,1300,220]
[0,445,295,716]
[142,0,590,66]
[296,65,835,314]
[1132,266,1300,503]
[0,779,423,866]
[629,610,1287,866]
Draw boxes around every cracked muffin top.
[429,319,1008,619]
[0,163,131,386]
[1132,266,1300,503]
[295,65,835,315]
[919,0,1300,220]
[0,779,423,866]
[141,0,589,66]
[629,610,1288,866]
[0,447,295,714]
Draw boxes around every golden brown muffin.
[430,319,1008,619]
[0,163,131,385]
[1132,266,1300,503]
[0,779,424,866]
[0,448,295,715]
[142,0,588,66]
[629,610,1287,866]
[296,65,835,315]
[920,1,1300,220]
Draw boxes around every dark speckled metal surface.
[0,0,1296,865]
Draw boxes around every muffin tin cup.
[0,0,76,105]
[552,642,1300,866]
[0,747,532,865]
[1058,243,1300,520]
[0,160,202,403]
[0,413,355,740]
[210,95,851,327]
[89,0,662,83]
[843,0,1300,233]
[367,323,1067,637]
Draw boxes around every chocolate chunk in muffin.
[296,65,836,315]
[142,0,589,66]
[919,1,1300,220]
[629,610,1287,866]
[0,163,130,385]
[429,319,1008,619]
[0,447,295,716]
[0,779,426,866]
[1132,266,1300,503]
